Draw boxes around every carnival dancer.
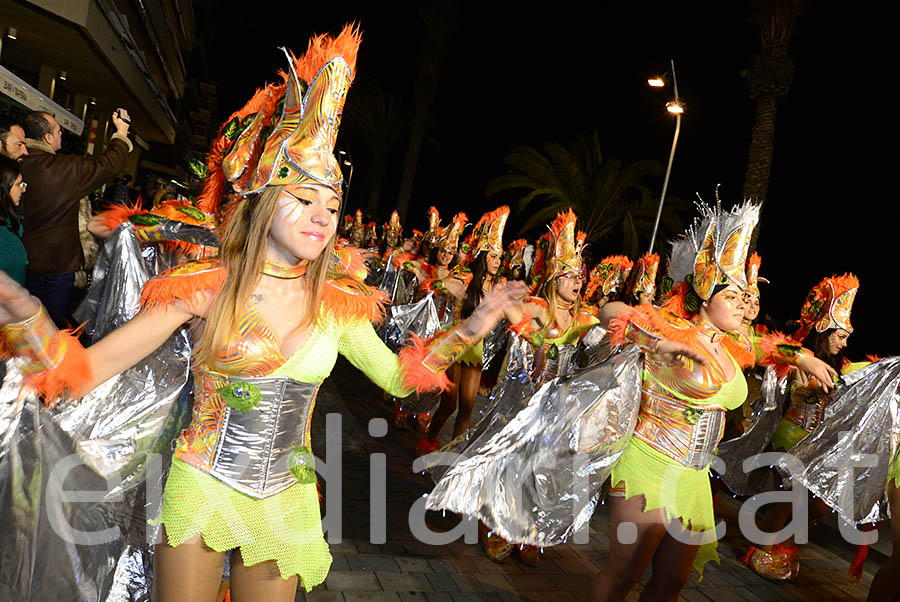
[408,211,467,289]
[625,252,660,306]
[501,238,530,282]
[0,27,526,602]
[742,273,867,581]
[585,255,634,314]
[379,210,403,267]
[415,206,510,455]
[477,210,599,565]
[588,201,837,602]
[347,209,366,247]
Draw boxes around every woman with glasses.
[0,156,27,285]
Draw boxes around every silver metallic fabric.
[774,357,900,525]
[201,374,321,499]
[73,223,151,340]
[378,293,441,352]
[717,367,789,496]
[0,221,194,601]
[480,320,510,373]
[424,343,642,546]
[378,257,418,305]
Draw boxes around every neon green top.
[159,314,411,591]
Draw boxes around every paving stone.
[451,593,505,602]
[504,574,555,592]
[451,573,485,592]
[303,591,345,601]
[428,558,458,573]
[342,593,400,602]
[324,571,380,592]
[425,594,454,602]
[396,555,433,572]
[547,573,590,592]
[399,593,432,602]
[347,554,402,573]
[329,554,350,572]
[378,572,435,591]
[428,572,461,592]
[679,589,713,601]
[473,572,514,592]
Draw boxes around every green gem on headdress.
[129,214,162,227]
[218,381,262,412]
[176,206,205,222]
[278,166,290,179]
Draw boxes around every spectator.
[0,116,28,161]
[20,109,133,326]
[0,156,27,285]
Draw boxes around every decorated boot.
[393,400,411,430]
[740,543,799,581]
[515,544,542,567]
[415,436,440,457]
[415,410,432,433]
[478,521,513,562]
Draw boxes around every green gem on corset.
[218,381,262,412]
[289,444,317,484]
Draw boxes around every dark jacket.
[20,135,131,275]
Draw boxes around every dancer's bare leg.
[867,482,900,601]
[586,494,668,602]
[426,363,461,441]
[230,549,298,602]
[155,528,226,602]
[639,528,700,602]
[452,363,481,438]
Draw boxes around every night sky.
[209,2,897,357]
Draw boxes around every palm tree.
[342,84,404,217]
[394,0,460,223]
[742,0,801,204]
[486,131,688,258]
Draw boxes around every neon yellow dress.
[144,259,425,591]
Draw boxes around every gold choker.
[262,260,308,279]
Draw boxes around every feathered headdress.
[423,207,441,243]
[745,252,769,298]
[195,24,361,221]
[629,252,660,298]
[384,210,402,237]
[501,238,528,277]
[436,212,467,250]
[667,198,761,301]
[544,210,585,286]
[795,273,859,341]
[586,255,634,299]
[473,206,509,257]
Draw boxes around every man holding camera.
[20,108,133,326]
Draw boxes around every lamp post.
[338,149,354,204]
[647,59,683,254]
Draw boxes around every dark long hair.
[0,156,22,232]
[800,328,846,372]
[462,251,489,318]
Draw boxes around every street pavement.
[298,358,885,601]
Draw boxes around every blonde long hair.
[193,185,334,366]
[538,275,582,331]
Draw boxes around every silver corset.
[207,375,320,499]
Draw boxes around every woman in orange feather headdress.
[415,206,511,455]
[586,200,837,602]
[0,25,525,600]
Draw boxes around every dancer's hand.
[652,339,707,367]
[0,271,40,324]
[460,281,528,341]
[441,278,466,299]
[796,354,838,393]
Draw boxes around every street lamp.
[338,149,354,204]
[647,59,683,254]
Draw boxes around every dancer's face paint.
[268,183,339,263]
[486,251,502,276]
[742,292,760,322]
[703,283,746,332]
[556,272,584,304]
[826,328,850,356]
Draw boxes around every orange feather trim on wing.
[29,329,92,408]
[96,201,145,232]
[757,331,810,379]
[322,279,389,325]
[398,334,452,394]
[609,304,698,349]
[659,281,694,319]
[722,336,755,370]
[139,259,227,314]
